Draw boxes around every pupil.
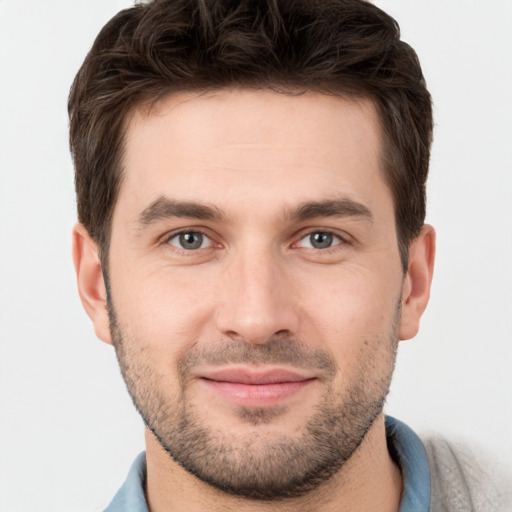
[180,232,202,249]
[311,232,332,249]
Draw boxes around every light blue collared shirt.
[104,416,430,511]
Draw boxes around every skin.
[73,89,435,512]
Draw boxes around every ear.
[399,224,436,340]
[72,223,112,345]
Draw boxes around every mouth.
[198,367,317,407]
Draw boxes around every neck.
[144,415,403,512]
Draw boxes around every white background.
[0,1,511,511]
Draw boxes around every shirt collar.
[104,452,149,512]
[386,416,431,512]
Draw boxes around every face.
[103,90,409,498]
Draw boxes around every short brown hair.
[69,0,433,270]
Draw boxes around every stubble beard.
[108,302,400,501]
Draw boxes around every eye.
[167,231,213,250]
[298,231,343,249]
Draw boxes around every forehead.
[128,88,382,159]
[118,89,390,222]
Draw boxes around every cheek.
[109,263,218,357]
[108,245,402,364]
[298,273,400,396]
[294,265,401,353]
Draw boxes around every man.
[68,1,509,511]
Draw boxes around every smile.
[198,368,317,407]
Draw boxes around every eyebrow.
[137,196,226,225]
[286,198,373,223]
[136,196,372,227]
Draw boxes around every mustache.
[178,338,338,378]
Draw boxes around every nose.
[215,246,300,345]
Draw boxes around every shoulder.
[421,436,512,512]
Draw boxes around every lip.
[198,367,316,407]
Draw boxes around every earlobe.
[72,224,113,345]
[399,225,436,340]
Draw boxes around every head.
[71,0,435,501]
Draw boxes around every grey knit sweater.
[423,437,512,512]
